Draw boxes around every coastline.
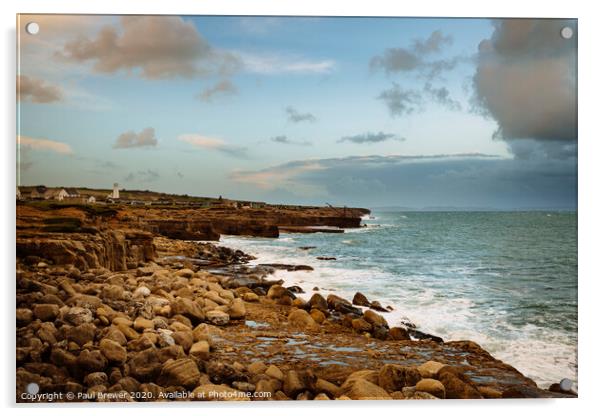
[15,201,576,401]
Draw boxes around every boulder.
[352,292,370,307]
[228,298,246,320]
[389,327,411,341]
[16,308,33,326]
[33,304,59,321]
[172,331,194,352]
[189,340,210,360]
[206,310,230,326]
[377,364,421,393]
[99,338,127,364]
[247,361,267,375]
[314,378,340,398]
[340,378,391,400]
[352,318,372,333]
[127,348,162,381]
[327,294,362,315]
[171,297,204,323]
[417,360,447,378]
[242,292,259,302]
[416,378,445,399]
[158,358,201,389]
[310,309,326,324]
[287,309,317,329]
[437,367,482,399]
[308,293,328,311]
[363,309,388,328]
[283,370,306,398]
[265,365,284,381]
[84,372,108,387]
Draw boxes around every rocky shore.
[15,202,575,402]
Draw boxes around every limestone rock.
[206,310,230,326]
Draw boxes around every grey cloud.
[270,135,311,146]
[377,83,422,117]
[423,83,461,111]
[198,79,238,102]
[473,19,577,149]
[113,127,158,149]
[338,131,405,144]
[58,16,241,79]
[413,30,453,54]
[125,169,160,183]
[18,75,63,103]
[285,106,317,123]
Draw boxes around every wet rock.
[189,341,210,360]
[352,318,372,333]
[369,300,388,312]
[352,292,370,307]
[327,294,362,315]
[158,358,201,389]
[308,293,328,311]
[377,364,421,393]
[389,327,411,340]
[408,328,444,343]
[265,365,284,381]
[283,370,306,398]
[267,285,289,300]
[478,386,503,399]
[206,310,230,326]
[170,297,204,323]
[416,378,445,399]
[363,309,388,328]
[192,323,221,346]
[33,304,60,321]
[310,309,326,324]
[372,325,390,340]
[228,298,246,320]
[100,338,127,364]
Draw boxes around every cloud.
[377,83,422,117]
[125,169,160,183]
[197,79,238,102]
[228,153,576,209]
[179,134,248,158]
[17,75,63,103]
[270,135,311,146]
[370,30,459,79]
[238,52,335,75]
[58,16,241,79]
[473,19,577,148]
[338,132,405,144]
[113,127,158,149]
[423,83,461,111]
[18,135,73,155]
[285,106,317,123]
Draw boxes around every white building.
[86,196,96,204]
[111,183,119,199]
[44,188,69,201]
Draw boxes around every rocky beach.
[15,199,576,402]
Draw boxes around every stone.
[315,378,340,398]
[133,286,151,298]
[64,307,93,325]
[172,331,194,352]
[113,317,133,327]
[133,317,154,331]
[192,384,250,401]
[175,268,194,278]
[287,309,317,329]
[314,393,330,400]
[241,292,259,302]
[116,323,139,341]
[267,285,288,300]
[326,294,362,315]
[363,309,388,328]
[159,358,201,389]
[352,318,372,332]
[50,348,77,368]
[437,367,482,399]
[352,292,370,307]
[308,293,328,311]
[228,298,246,320]
[104,327,127,345]
[412,391,440,400]
[66,323,97,346]
[171,297,205,323]
[310,309,326,324]
[283,370,306,398]
[416,378,446,399]
[102,285,125,301]
[478,386,503,399]
[84,372,108,387]
[127,348,162,382]
[389,327,411,341]
[16,308,33,326]
[206,310,230,326]
[417,360,447,378]
[265,365,284,381]
[33,304,59,321]
[377,364,421,393]
[344,370,379,385]
[372,325,389,340]
[192,323,221,345]
[248,360,268,375]
[76,349,107,373]
[189,341,210,360]
[99,338,127,364]
[369,300,388,312]
[340,378,391,400]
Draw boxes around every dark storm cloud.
[230,153,576,209]
[285,106,317,123]
[338,132,405,144]
[113,127,158,149]
[473,19,577,148]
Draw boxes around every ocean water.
[220,211,577,388]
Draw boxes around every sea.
[219,211,577,388]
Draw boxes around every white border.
[2,1,600,415]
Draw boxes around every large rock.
[363,309,388,328]
[64,307,94,326]
[206,310,230,326]
[76,349,107,373]
[189,340,210,360]
[351,318,372,332]
[127,348,162,381]
[389,327,411,340]
[33,304,59,321]
[158,358,201,389]
[99,338,127,364]
[417,360,447,378]
[228,298,246,320]
[340,377,391,400]
[283,370,306,398]
[170,297,204,323]
[416,378,445,399]
[308,293,328,311]
[287,309,317,329]
[437,367,482,399]
[352,292,370,307]
[66,323,97,346]
[377,364,421,393]
[326,294,362,315]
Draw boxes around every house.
[43,188,69,201]
[65,188,80,198]
[30,185,47,199]
[86,196,96,204]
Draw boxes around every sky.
[17,15,577,209]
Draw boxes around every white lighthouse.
[112,183,120,199]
